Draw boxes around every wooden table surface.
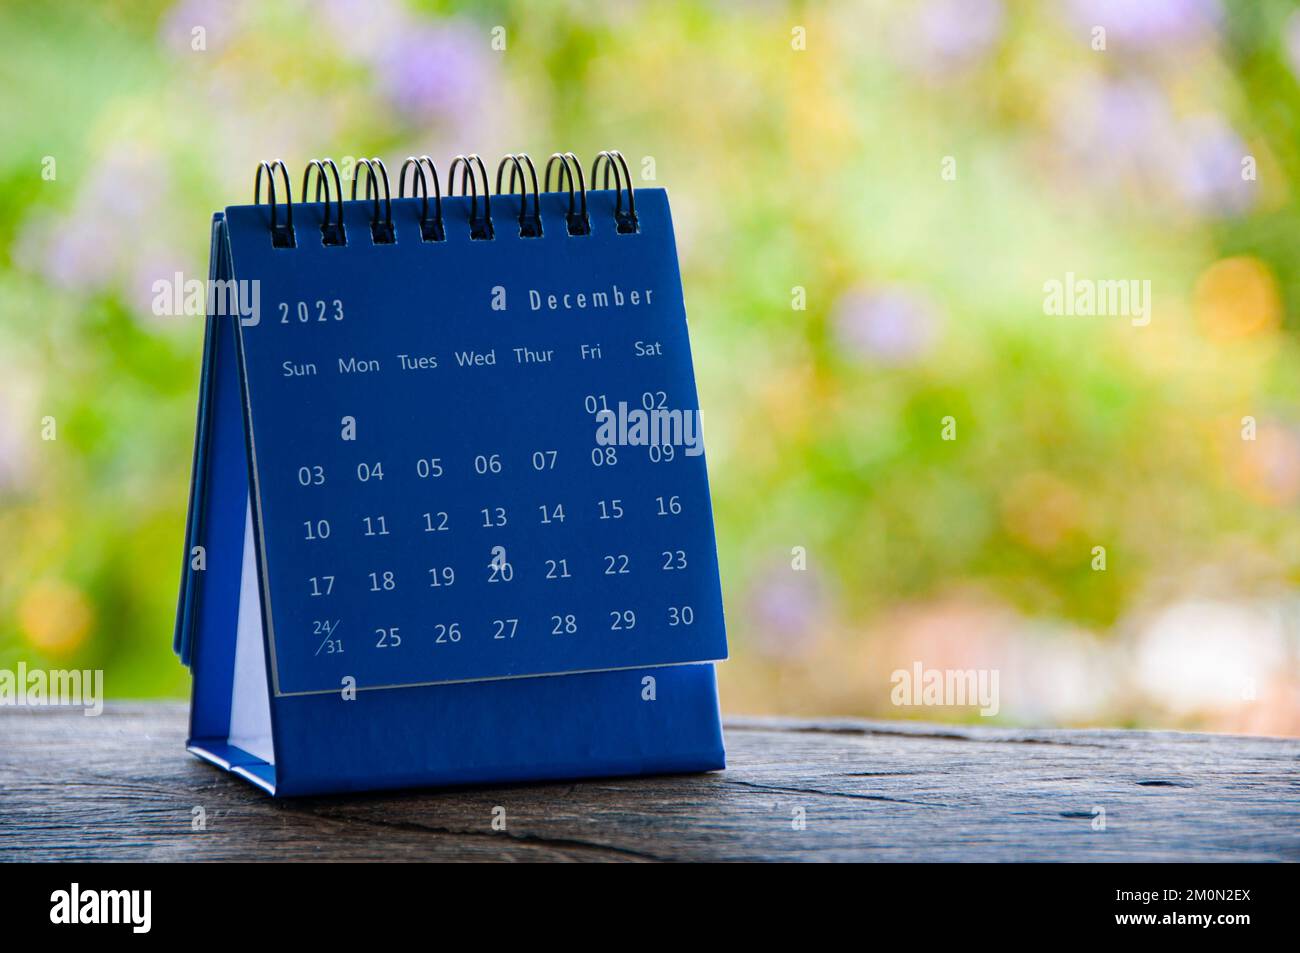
[2,703,1297,862]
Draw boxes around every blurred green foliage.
[2,0,1299,730]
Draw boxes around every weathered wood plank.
[1,704,1296,861]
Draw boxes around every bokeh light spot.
[1193,256,1281,341]
[19,579,95,656]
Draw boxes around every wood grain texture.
[1,704,1297,862]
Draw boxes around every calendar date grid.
[266,420,716,691]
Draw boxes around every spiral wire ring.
[543,152,590,236]
[495,153,543,238]
[352,157,395,244]
[591,150,639,233]
[301,158,346,246]
[254,159,296,247]
[256,149,636,245]
[398,155,445,242]
[448,154,494,240]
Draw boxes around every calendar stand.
[173,153,728,795]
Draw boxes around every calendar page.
[224,190,728,696]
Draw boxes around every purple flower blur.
[895,0,1005,78]
[375,22,493,127]
[1176,115,1255,217]
[0,390,34,495]
[1050,76,1253,217]
[746,564,828,660]
[316,0,495,130]
[1062,0,1222,50]
[158,0,241,55]
[833,286,942,367]
[1052,76,1180,191]
[1286,11,1300,82]
[17,145,170,294]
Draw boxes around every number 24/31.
[280,299,343,323]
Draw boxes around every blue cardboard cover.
[175,188,727,795]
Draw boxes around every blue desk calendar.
[172,151,728,795]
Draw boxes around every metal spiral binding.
[544,152,590,236]
[448,154,494,240]
[398,155,445,242]
[254,149,636,244]
[496,153,543,238]
[254,160,295,247]
[591,150,638,233]
[301,158,346,246]
[352,158,395,244]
